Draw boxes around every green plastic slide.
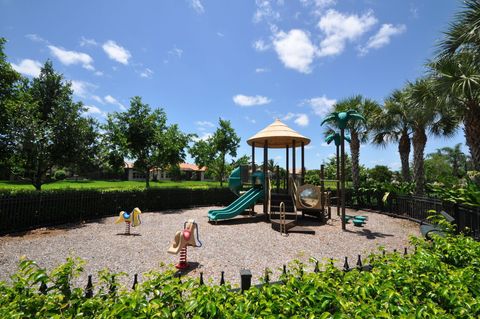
[208,187,263,221]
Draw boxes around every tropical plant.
[405,78,458,195]
[372,89,413,182]
[2,232,480,318]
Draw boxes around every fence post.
[240,269,252,292]
[85,275,93,298]
[220,271,225,285]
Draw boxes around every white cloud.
[253,39,270,52]
[302,95,337,117]
[84,105,105,117]
[233,94,271,107]
[104,94,126,110]
[168,46,183,58]
[273,29,316,73]
[217,32,225,37]
[192,132,212,142]
[102,40,131,65]
[253,0,280,23]
[11,59,42,77]
[301,0,336,14]
[91,95,105,104]
[359,24,406,55]
[305,145,314,150]
[294,113,309,126]
[25,34,48,44]
[282,112,309,126]
[79,36,98,47]
[189,0,205,14]
[140,68,154,78]
[255,67,269,73]
[196,120,215,128]
[48,45,94,70]
[317,9,377,57]
[71,80,97,98]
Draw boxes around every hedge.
[0,188,236,234]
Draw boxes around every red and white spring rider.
[167,219,202,269]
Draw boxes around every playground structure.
[209,119,332,234]
[167,219,202,269]
[115,207,142,235]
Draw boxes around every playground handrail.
[267,175,272,218]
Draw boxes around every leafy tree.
[0,38,22,168]
[406,78,458,195]
[425,152,455,186]
[372,89,413,182]
[105,96,191,188]
[437,143,467,178]
[8,61,95,190]
[367,165,393,184]
[190,119,240,186]
[328,95,381,191]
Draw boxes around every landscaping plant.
[1,230,479,318]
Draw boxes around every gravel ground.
[0,205,420,288]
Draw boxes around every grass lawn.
[0,179,224,191]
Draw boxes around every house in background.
[125,163,206,181]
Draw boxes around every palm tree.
[406,78,458,195]
[322,110,365,231]
[330,96,382,191]
[433,0,480,174]
[371,89,413,182]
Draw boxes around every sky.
[1,0,465,170]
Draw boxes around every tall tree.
[371,89,413,182]
[434,0,480,173]
[437,143,467,178]
[330,95,381,191]
[0,38,22,167]
[8,61,95,190]
[406,78,458,195]
[105,96,191,188]
[190,118,240,186]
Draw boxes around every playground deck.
[0,205,420,286]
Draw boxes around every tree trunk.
[336,144,340,216]
[145,169,150,188]
[398,129,411,182]
[349,130,360,191]
[412,128,427,195]
[464,101,480,172]
[220,154,225,187]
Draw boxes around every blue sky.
[1,0,464,170]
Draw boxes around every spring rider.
[167,219,202,269]
[115,207,142,235]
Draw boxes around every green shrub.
[54,169,66,180]
[1,233,479,318]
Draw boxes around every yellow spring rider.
[115,207,142,235]
[168,219,202,269]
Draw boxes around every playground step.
[288,226,315,235]
[270,219,296,232]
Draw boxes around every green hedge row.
[0,188,236,234]
[1,232,479,318]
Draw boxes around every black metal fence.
[329,189,480,240]
[0,188,235,235]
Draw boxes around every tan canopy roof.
[247,119,311,148]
